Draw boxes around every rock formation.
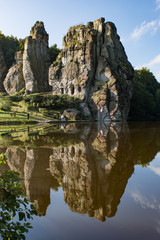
[3,21,50,94]
[49,123,134,221]
[23,148,53,216]
[0,49,7,91]
[23,21,50,93]
[3,51,25,94]
[62,108,81,120]
[49,18,134,121]
[1,18,133,122]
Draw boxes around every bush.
[19,100,29,111]
[23,94,80,110]
[9,95,23,102]
[0,154,37,239]
[129,68,160,120]
[39,108,48,115]
[0,99,11,111]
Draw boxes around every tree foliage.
[129,68,160,120]
[49,44,61,63]
[0,31,25,70]
[0,154,37,240]
[23,93,80,110]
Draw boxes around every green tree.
[49,44,61,63]
[17,38,25,52]
[129,68,160,120]
[0,154,37,239]
[0,32,19,69]
[0,32,25,70]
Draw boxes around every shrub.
[0,100,11,111]
[0,154,37,239]
[23,94,80,110]
[9,95,23,102]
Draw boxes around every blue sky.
[0,0,160,81]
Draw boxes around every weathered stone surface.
[23,21,50,93]
[49,123,134,221]
[0,49,6,91]
[49,18,134,121]
[62,108,81,120]
[3,51,25,94]
[5,147,26,177]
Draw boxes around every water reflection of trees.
[1,122,160,221]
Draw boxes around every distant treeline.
[0,31,61,70]
[129,67,160,120]
[0,31,24,69]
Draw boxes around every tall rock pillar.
[23,21,50,93]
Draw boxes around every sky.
[0,0,160,81]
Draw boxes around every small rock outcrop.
[49,18,134,121]
[62,108,81,120]
[23,21,50,93]
[3,51,25,95]
[0,50,7,91]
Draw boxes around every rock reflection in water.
[49,123,133,221]
[2,122,160,221]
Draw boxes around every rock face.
[23,21,50,93]
[49,18,134,121]
[3,51,25,94]
[49,123,134,221]
[62,108,81,120]
[0,50,7,91]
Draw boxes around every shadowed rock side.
[3,51,25,94]
[2,122,160,220]
[23,21,50,93]
[0,49,6,91]
[49,18,134,121]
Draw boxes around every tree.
[0,154,37,239]
[129,68,160,120]
[17,38,25,52]
[0,32,25,70]
[0,32,19,69]
[49,44,61,63]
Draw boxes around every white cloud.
[149,165,160,176]
[149,155,160,176]
[131,19,160,40]
[147,54,160,66]
[131,191,158,210]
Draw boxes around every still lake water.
[1,122,160,240]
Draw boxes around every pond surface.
[0,122,160,240]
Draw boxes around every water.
[0,122,160,240]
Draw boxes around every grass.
[0,91,81,125]
[0,110,42,124]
